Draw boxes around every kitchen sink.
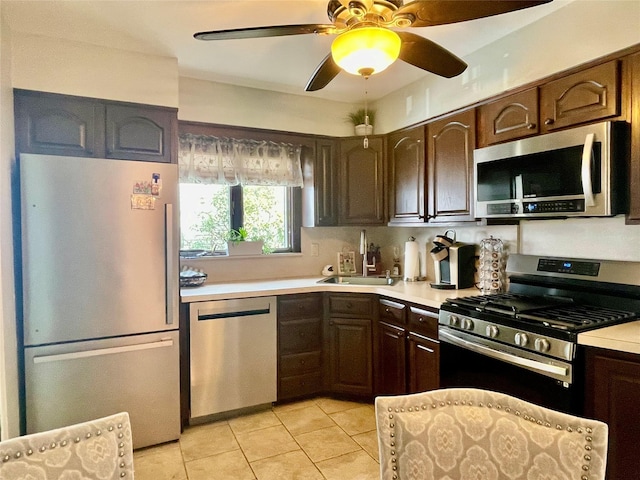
[318,276,398,286]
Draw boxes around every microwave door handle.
[581,133,596,207]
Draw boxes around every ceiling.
[2,0,572,103]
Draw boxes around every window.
[178,133,303,254]
[179,183,300,253]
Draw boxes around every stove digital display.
[537,258,600,276]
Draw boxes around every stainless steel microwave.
[474,121,629,219]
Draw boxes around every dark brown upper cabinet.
[105,104,175,163]
[426,109,476,223]
[539,60,620,133]
[338,136,386,225]
[388,126,426,224]
[627,52,640,223]
[15,89,177,163]
[478,87,539,147]
[14,89,105,158]
[303,139,338,227]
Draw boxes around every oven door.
[439,326,583,414]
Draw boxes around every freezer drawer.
[24,331,180,449]
[190,297,277,419]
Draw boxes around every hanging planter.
[346,108,375,136]
[354,124,374,136]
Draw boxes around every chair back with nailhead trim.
[375,388,608,480]
[0,412,134,479]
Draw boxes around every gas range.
[439,254,640,379]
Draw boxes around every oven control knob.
[514,332,529,347]
[448,315,460,327]
[486,325,499,338]
[461,318,474,330]
[534,338,551,353]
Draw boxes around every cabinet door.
[478,88,539,146]
[376,321,407,395]
[338,137,386,225]
[14,89,105,157]
[326,317,373,395]
[407,333,439,394]
[388,127,426,223]
[303,139,337,226]
[585,348,640,480]
[426,109,476,222]
[540,60,620,133]
[628,53,640,223]
[106,104,175,163]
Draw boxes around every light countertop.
[578,320,640,355]
[180,277,479,309]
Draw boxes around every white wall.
[0,6,19,439]
[376,0,640,133]
[178,76,355,137]
[11,33,180,107]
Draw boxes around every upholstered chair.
[0,412,134,479]
[376,388,608,480]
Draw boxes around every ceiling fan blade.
[397,31,467,78]
[194,24,336,41]
[397,0,553,28]
[305,54,341,91]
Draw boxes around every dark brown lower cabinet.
[325,293,374,396]
[584,347,640,480]
[375,298,440,396]
[326,317,373,395]
[407,332,439,393]
[377,321,407,395]
[277,294,324,401]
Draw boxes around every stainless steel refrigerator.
[19,153,180,449]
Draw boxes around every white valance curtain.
[178,133,304,187]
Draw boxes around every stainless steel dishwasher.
[189,296,277,420]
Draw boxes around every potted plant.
[225,227,264,256]
[346,108,375,136]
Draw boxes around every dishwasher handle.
[198,308,271,321]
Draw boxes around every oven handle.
[439,329,568,378]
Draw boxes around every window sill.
[181,252,303,261]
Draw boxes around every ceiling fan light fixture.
[331,27,401,76]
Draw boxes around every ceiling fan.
[194,0,553,92]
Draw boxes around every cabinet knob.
[527,123,537,130]
[398,332,404,337]
[385,307,391,313]
[418,317,424,323]
[544,118,554,125]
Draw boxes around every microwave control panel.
[522,199,585,214]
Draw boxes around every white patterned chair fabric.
[376,388,608,480]
[0,412,134,480]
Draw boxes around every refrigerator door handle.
[33,338,175,364]
[165,203,178,325]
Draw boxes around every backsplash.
[181,215,640,285]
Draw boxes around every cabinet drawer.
[408,305,439,338]
[329,294,373,317]
[379,298,406,326]
[278,294,323,319]
[279,372,323,400]
[279,351,322,376]
[278,318,322,354]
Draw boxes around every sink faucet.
[360,229,376,277]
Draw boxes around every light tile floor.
[133,397,380,480]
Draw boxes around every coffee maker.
[429,231,475,289]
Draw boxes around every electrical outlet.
[311,243,319,257]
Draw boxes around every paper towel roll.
[404,241,420,281]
